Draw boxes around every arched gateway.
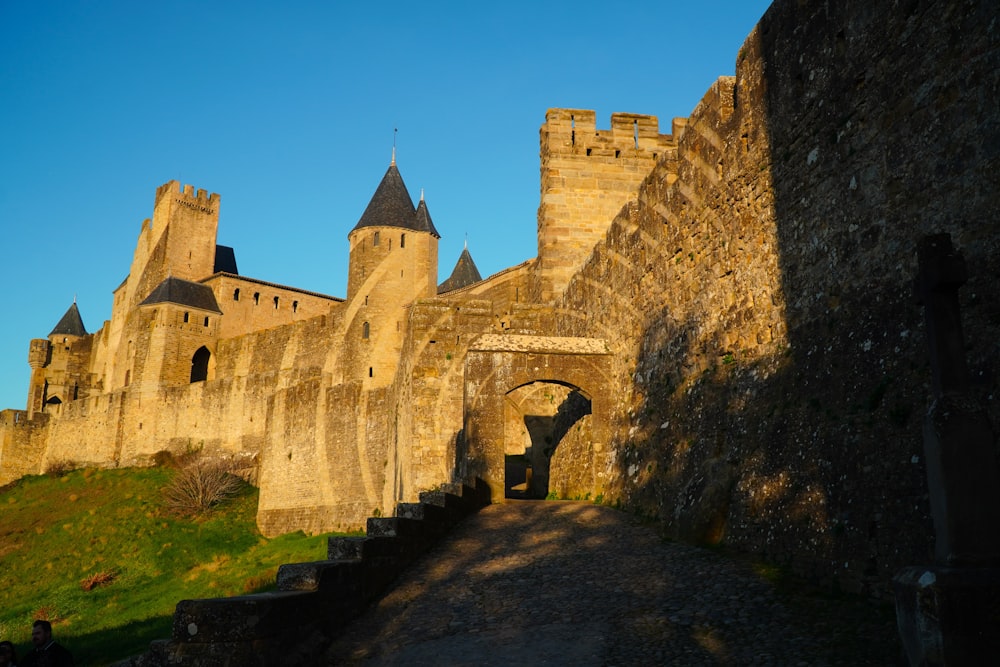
[461,334,613,502]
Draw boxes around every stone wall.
[540,0,999,595]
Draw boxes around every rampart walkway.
[325,501,899,665]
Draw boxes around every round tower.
[345,160,440,386]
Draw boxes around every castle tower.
[135,277,222,390]
[153,181,221,284]
[535,109,676,301]
[26,301,91,417]
[346,161,440,386]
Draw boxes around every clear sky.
[0,0,772,411]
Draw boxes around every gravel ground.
[326,501,901,666]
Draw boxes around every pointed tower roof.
[351,164,417,234]
[139,276,222,313]
[414,195,441,239]
[437,245,483,293]
[49,301,87,337]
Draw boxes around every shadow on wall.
[601,0,999,597]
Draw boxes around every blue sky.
[0,1,772,411]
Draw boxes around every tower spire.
[391,127,397,166]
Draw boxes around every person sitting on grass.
[0,640,19,667]
[20,621,73,667]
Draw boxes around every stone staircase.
[132,479,491,666]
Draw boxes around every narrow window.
[364,295,368,306]
[183,312,189,323]
[615,149,620,158]
[73,383,79,400]
[571,114,575,146]
[389,238,392,250]
[124,370,130,386]
[273,296,279,309]
[373,231,380,246]
[234,288,240,301]
[633,119,639,149]
[363,321,370,339]
[292,300,298,313]
[204,316,209,326]
[400,233,406,248]
[586,148,592,156]
[369,367,373,378]
[254,292,260,305]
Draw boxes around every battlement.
[155,180,219,203]
[542,108,674,156]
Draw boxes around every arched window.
[362,321,370,339]
[234,288,240,301]
[273,296,280,309]
[204,316,210,327]
[292,300,298,313]
[373,231,380,246]
[191,346,211,382]
[400,233,406,248]
[183,312,189,323]
[253,292,260,305]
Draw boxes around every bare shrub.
[80,570,117,591]
[45,460,79,477]
[163,459,243,515]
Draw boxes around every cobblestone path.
[326,501,899,666]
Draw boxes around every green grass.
[0,466,345,665]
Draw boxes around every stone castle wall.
[531,0,999,594]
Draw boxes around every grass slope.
[0,467,343,665]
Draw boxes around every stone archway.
[462,334,613,503]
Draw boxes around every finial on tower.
[420,188,425,202]
[464,233,468,250]
[391,127,397,166]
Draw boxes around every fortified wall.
[1,0,997,597]
[521,0,999,593]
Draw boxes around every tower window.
[373,231,380,246]
[204,316,210,326]
[400,233,406,248]
[369,367,373,378]
[183,312,190,323]
[273,296,279,309]
[254,292,260,305]
[292,300,298,313]
[363,321,370,339]
[234,288,240,301]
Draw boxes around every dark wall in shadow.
[542,0,999,596]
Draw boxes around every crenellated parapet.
[535,109,678,302]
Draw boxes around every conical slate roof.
[438,246,483,293]
[139,276,222,313]
[49,302,87,337]
[414,198,441,239]
[352,164,416,234]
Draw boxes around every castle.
[0,109,674,537]
[2,0,998,595]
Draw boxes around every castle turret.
[26,301,92,417]
[346,160,440,386]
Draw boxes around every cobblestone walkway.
[326,501,899,666]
